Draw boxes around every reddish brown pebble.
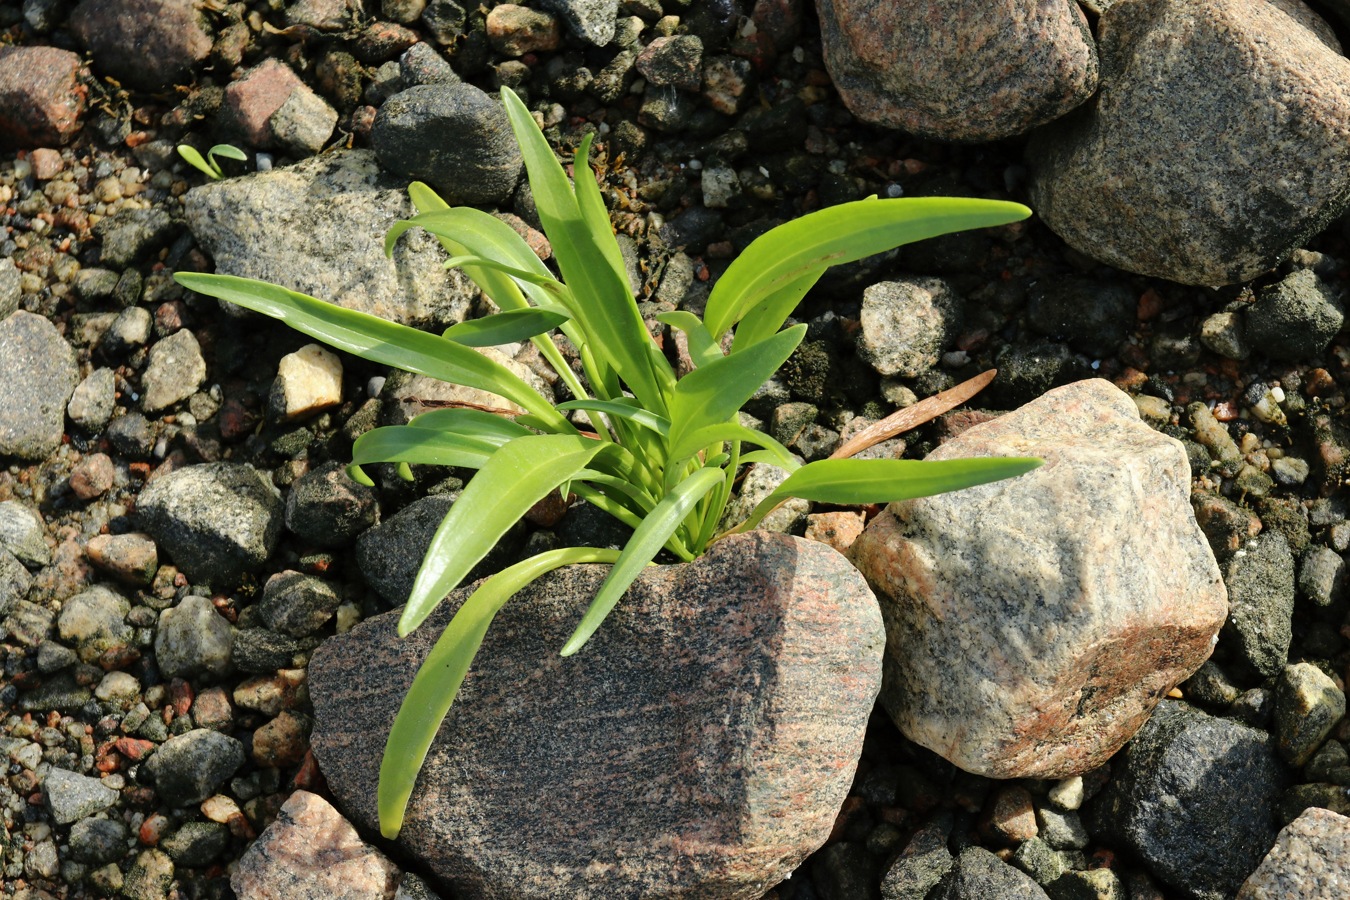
[114,737,156,761]
[29,148,64,180]
[69,452,116,500]
[980,785,1038,845]
[139,813,172,845]
[0,47,86,148]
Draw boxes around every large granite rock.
[0,46,85,148]
[815,0,1097,141]
[69,0,212,92]
[1237,808,1350,899]
[1028,0,1350,285]
[309,532,884,899]
[850,379,1227,778]
[182,150,477,331]
[232,791,401,900]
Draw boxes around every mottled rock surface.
[1237,808,1350,899]
[857,277,964,378]
[182,150,476,330]
[231,791,400,900]
[850,379,1226,778]
[1089,701,1291,899]
[815,0,1097,141]
[69,0,212,92]
[310,532,884,899]
[1028,0,1350,285]
[0,310,80,460]
[135,463,284,587]
[0,46,85,148]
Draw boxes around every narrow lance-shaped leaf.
[443,308,571,347]
[704,197,1032,340]
[665,324,806,460]
[378,546,625,839]
[556,399,671,437]
[399,434,607,636]
[500,87,671,415]
[656,310,723,369]
[350,426,504,476]
[561,466,726,656]
[729,456,1043,535]
[173,273,571,432]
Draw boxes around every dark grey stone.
[1026,276,1136,357]
[284,461,380,548]
[99,305,152,359]
[1273,663,1346,768]
[94,207,176,268]
[812,841,877,900]
[105,411,156,458]
[231,627,306,674]
[636,35,703,91]
[355,493,521,606]
[400,41,458,86]
[1222,532,1295,679]
[1087,700,1291,900]
[161,821,229,867]
[420,0,466,44]
[881,820,954,900]
[43,766,119,824]
[0,310,79,460]
[372,83,522,206]
[395,873,445,899]
[69,0,212,92]
[69,816,129,865]
[3,598,54,648]
[1245,269,1345,360]
[258,570,342,637]
[144,729,246,807]
[931,847,1049,899]
[135,463,283,588]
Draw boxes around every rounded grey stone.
[857,277,963,378]
[284,460,380,548]
[1222,532,1295,680]
[155,594,234,679]
[141,329,207,413]
[69,817,129,866]
[373,83,522,206]
[134,462,283,588]
[144,729,246,807]
[1273,663,1346,768]
[0,499,50,567]
[1245,269,1345,361]
[43,767,119,825]
[0,310,79,460]
[258,570,342,637]
[68,367,118,431]
[55,585,133,664]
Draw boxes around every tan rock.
[850,379,1227,778]
[272,344,343,421]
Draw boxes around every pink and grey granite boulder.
[69,0,212,93]
[1028,0,1350,285]
[0,47,85,148]
[850,379,1227,779]
[308,532,884,900]
[1237,808,1350,899]
[231,791,401,900]
[814,0,1098,141]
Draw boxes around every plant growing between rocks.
[175,86,1039,838]
[176,142,247,181]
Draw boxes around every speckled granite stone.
[815,0,1097,141]
[1028,0,1350,285]
[231,791,400,900]
[309,532,884,900]
[850,379,1227,779]
[1238,808,1350,899]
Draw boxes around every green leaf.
[657,310,723,368]
[443,308,570,347]
[208,144,247,163]
[572,131,629,284]
[732,456,1043,535]
[173,272,572,433]
[561,466,726,656]
[666,324,806,458]
[350,425,510,475]
[500,87,671,415]
[704,197,1032,340]
[665,421,797,474]
[378,546,624,838]
[556,399,670,437]
[399,434,607,636]
[176,145,218,179]
[406,407,533,440]
[728,267,823,353]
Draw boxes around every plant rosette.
[175,86,1040,840]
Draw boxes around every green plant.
[176,143,247,181]
[175,87,1040,839]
